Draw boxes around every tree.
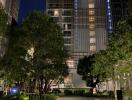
[77,55,99,92]
[92,14,132,100]
[22,12,69,93]
[0,11,69,94]
[0,8,8,58]
[0,8,8,36]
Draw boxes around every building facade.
[74,0,108,64]
[47,0,73,54]
[111,0,129,31]
[46,0,86,88]
[128,0,132,13]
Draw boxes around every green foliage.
[0,8,8,36]
[77,55,99,87]
[52,89,61,95]
[64,90,73,95]
[43,94,57,100]
[0,11,69,88]
[73,90,85,96]
[21,12,69,80]
[0,94,57,100]
[92,14,132,81]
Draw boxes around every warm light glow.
[89,10,95,15]
[90,45,96,51]
[66,59,74,68]
[28,47,34,58]
[89,3,94,8]
[89,24,95,29]
[90,38,96,43]
[89,17,95,22]
[89,31,96,36]
[54,10,59,16]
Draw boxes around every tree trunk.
[39,77,43,100]
[113,80,117,100]
[44,80,49,94]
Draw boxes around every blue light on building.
[74,0,78,47]
[74,0,78,18]
[106,0,113,33]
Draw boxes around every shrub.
[64,90,73,95]
[108,91,114,97]
[0,96,21,100]
[52,89,61,95]
[43,94,57,100]
[74,90,85,96]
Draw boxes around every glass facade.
[10,0,20,21]
[111,0,128,31]
[47,0,75,87]
[47,0,73,53]
[73,0,107,66]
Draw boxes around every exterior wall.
[47,0,73,53]
[128,0,132,13]
[73,0,108,65]
[47,0,82,88]
[0,0,12,13]
[10,0,20,22]
[0,0,6,8]
[47,0,109,88]
[72,0,108,88]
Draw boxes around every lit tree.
[92,14,132,100]
[0,12,69,95]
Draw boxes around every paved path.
[57,97,113,100]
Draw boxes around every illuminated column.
[88,0,96,53]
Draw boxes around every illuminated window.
[54,10,59,16]
[90,38,96,43]
[89,3,94,8]
[89,24,95,29]
[89,17,95,22]
[89,10,95,15]
[90,45,96,51]
[63,24,68,30]
[89,31,96,36]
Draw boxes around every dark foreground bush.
[0,96,20,100]
[0,94,57,100]
[52,89,61,95]
[43,94,57,100]
[74,90,85,96]
[64,90,73,95]
[28,94,57,100]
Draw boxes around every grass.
[0,94,57,100]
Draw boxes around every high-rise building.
[111,0,129,31]
[74,0,108,64]
[47,0,73,54]
[46,0,86,88]
[128,0,132,13]
[70,0,109,87]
